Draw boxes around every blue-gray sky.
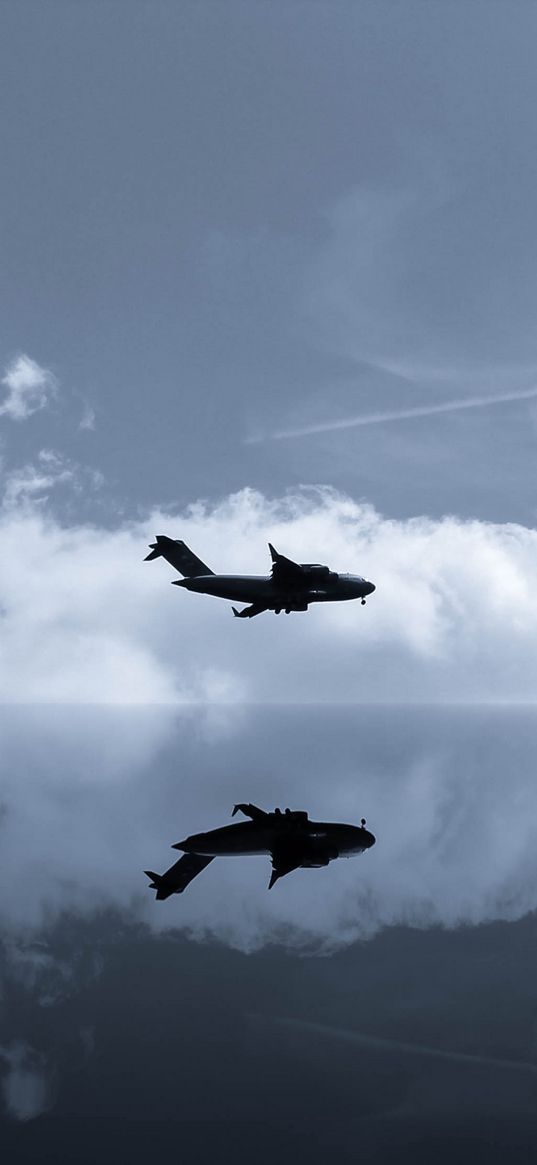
[3,1,537,521]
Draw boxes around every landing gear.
[361,598,366,605]
[285,608,291,614]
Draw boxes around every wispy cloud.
[79,402,96,432]
[1,449,104,509]
[0,355,57,422]
[247,385,537,443]
[256,1016,537,1075]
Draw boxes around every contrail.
[248,1014,537,1075]
[247,385,537,443]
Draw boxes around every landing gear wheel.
[361,599,366,605]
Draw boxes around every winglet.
[232,607,240,617]
[268,543,278,562]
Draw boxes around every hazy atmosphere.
[2,3,537,1160]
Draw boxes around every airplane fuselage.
[175,572,374,608]
[145,536,375,618]
[146,805,376,896]
[176,817,376,862]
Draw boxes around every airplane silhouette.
[145,803,376,894]
[145,537,375,618]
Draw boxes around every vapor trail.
[248,385,537,443]
[250,1015,537,1075]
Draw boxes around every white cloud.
[0,483,537,705]
[0,355,57,422]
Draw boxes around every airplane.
[144,536,375,618]
[145,802,376,895]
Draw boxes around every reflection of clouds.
[0,1042,52,1121]
[1,706,537,950]
[3,942,73,1006]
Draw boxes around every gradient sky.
[2,3,537,1159]
[3,2,537,522]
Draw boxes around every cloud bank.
[1,484,537,703]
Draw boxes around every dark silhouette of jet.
[144,537,375,618]
[145,803,376,895]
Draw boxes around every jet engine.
[303,841,339,868]
[302,564,331,579]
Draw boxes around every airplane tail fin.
[144,536,214,577]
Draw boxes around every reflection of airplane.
[145,803,376,895]
[145,537,375,618]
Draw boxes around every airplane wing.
[268,544,305,584]
[145,854,214,899]
[268,840,308,889]
[232,604,268,619]
[145,536,214,577]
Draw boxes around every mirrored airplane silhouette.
[145,803,376,895]
[145,536,375,618]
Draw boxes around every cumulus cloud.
[1,484,537,704]
[0,355,57,421]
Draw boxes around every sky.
[2,1,537,1158]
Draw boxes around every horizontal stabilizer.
[231,604,268,619]
[144,870,177,900]
[145,536,214,577]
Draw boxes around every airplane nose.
[365,581,376,595]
